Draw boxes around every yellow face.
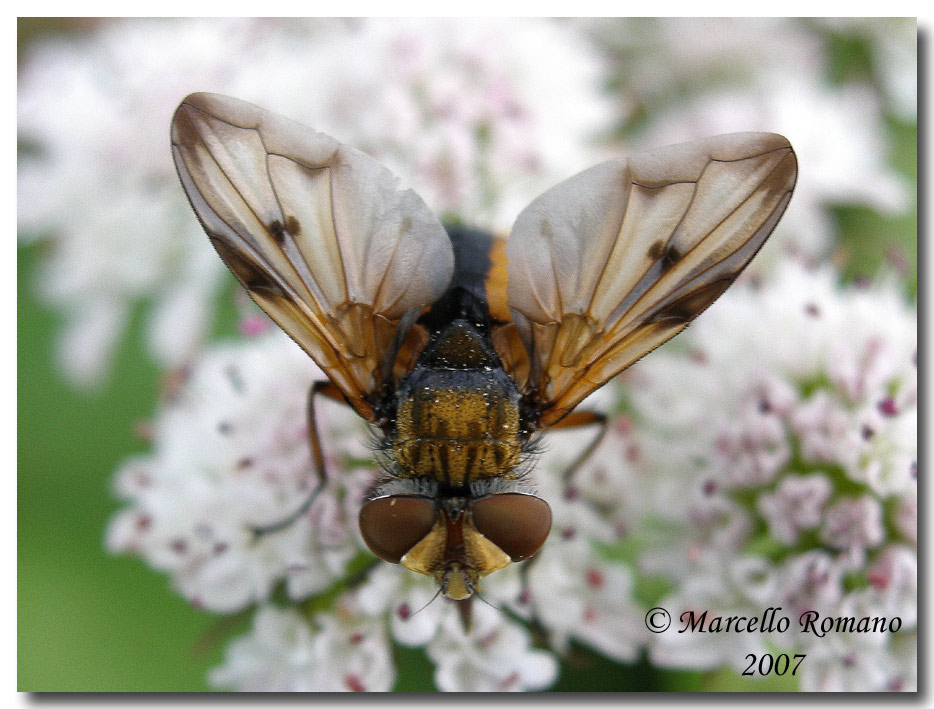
[399,504,511,600]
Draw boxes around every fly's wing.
[504,133,797,427]
[172,93,454,420]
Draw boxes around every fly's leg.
[504,410,609,631]
[250,380,346,537]
[545,409,609,486]
[515,553,545,631]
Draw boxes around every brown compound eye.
[472,493,552,562]
[359,496,438,563]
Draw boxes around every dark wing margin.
[171,92,454,419]
[503,132,797,427]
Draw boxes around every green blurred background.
[17,18,916,692]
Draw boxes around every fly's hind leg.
[250,380,347,537]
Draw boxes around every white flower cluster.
[107,330,643,691]
[109,261,916,692]
[106,333,365,611]
[206,605,396,692]
[18,17,610,385]
[573,262,916,691]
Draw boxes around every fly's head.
[358,487,551,599]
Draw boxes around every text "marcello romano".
[678,607,903,637]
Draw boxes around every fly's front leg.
[516,551,543,616]
[251,380,345,537]
[511,411,608,636]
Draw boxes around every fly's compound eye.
[359,496,438,563]
[471,493,552,562]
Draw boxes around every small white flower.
[308,610,397,692]
[773,551,847,624]
[427,601,558,692]
[791,391,860,467]
[819,496,885,552]
[523,533,644,663]
[208,606,318,692]
[757,473,833,545]
[799,635,895,692]
[208,604,395,692]
[355,564,447,648]
[714,406,791,489]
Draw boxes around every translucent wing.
[504,132,797,427]
[172,93,454,420]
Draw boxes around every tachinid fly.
[171,93,797,601]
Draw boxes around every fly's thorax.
[393,370,522,485]
[390,320,524,486]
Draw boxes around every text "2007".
[743,653,805,677]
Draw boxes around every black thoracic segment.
[416,226,495,335]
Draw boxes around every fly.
[171,93,797,601]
